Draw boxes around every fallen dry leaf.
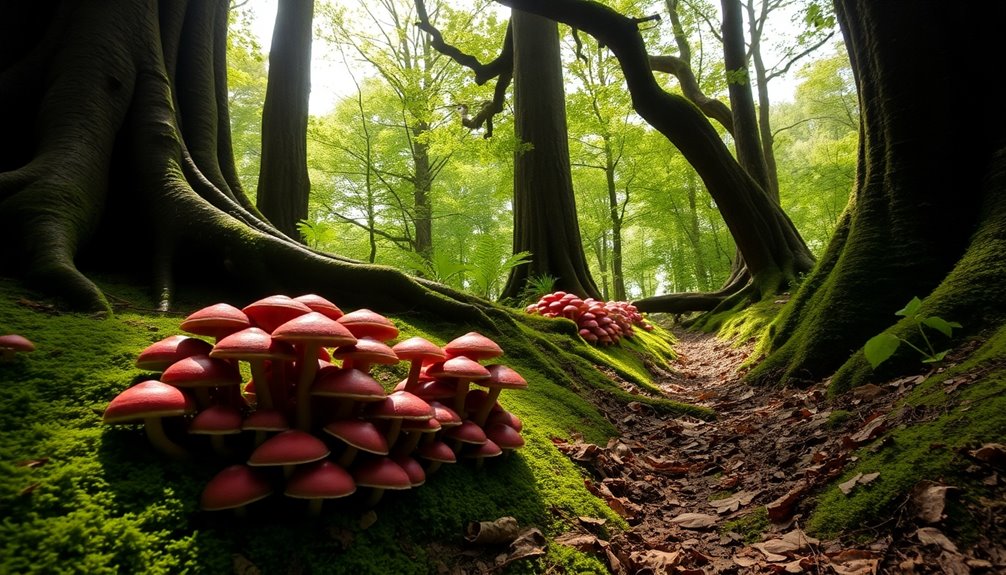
[911,480,956,524]
[670,512,718,529]
[914,527,958,552]
[972,443,1006,466]
[710,490,759,514]
[553,532,601,552]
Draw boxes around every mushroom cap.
[331,337,399,367]
[366,391,434,421]
[284,460,356,500]
[405,379,457,401]
[103,380,196,423]
[190,405,244,435]
[336,309,399,341]
[402,417,441,433]
[485,423,525,450]
[444,420,487,446]
[391,336,445,363]
[443,332,503,361]
[416,440,456,464]
[160,354,241,388]
[0,334,35,352]
[391,455,426,487]
[311,368,386,402]
[486,410,523,433]
[428,401,463,428]
[201,464,273,511]
[135,335,213,372]
[425,356,490,382]
[179,303,250,340]
[352,457,411,490]
[292,294,344,321]
[323,419,389,455]
[248,430,330,467]
[242,409,290,432]
[464,388,501,416]
[271,312,357,348]
[242,295,312,334]
[464,438,502,459]
[480,364,529,391]
[210,327,295,362]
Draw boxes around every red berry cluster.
[524,292,654,345]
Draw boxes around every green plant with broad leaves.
[864,297,962,368]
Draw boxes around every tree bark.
[500,11,602,300]
[255,0,313,242]
[749,0,1006,392]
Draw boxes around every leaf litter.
[546,329,1006,574]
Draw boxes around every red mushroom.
[311,367,387,420]
[443,331,503,361]
[323,419,389,467]
[416,440,456,474]
[293,294,344,321]
[210,327,295,410]
[352,457,411,506]
[365,390,434,448]
[0,334,34,362]
[201,464,273,515]
[284,460,356,516]
[391,454,426,487]
[336,308,399,341]
[135,335,212,372]
[271,312,357,430]
[472,364,528,427]
[189,404,243,456]
[102,380,196,458]
[426,356,490,415]
[248,429,330,477]
[391,337,445,393]
[444,420,487,455]
[463,438,502,469]
[241,408,290,447]
[242,294,312,334]
[160,354,241,409]
[485,423,525,456]
[179,303,250,342]
[331,337,398,374]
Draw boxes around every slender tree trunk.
[685,172,711,291]
[412,122,434,264]
[256,0,313,243]
[744,0,779,201]
[604,139,626,301]
[721,0,769,192]
[501,10,601,300]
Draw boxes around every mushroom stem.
[398,431,423,455]
[425,460,443,475]
[335,400,356,419]
[385,419,404,448]
[403,360,423,393]
[209,435,232,458]
[295,343,322,431]
[307,499,324,516]
[337,446,360,468]
[363,487,386,507]
[450,377,467,415]
[143,417,188,459]
[253,430,268,447]
[473,388,503,427]
[249,362,274,410]
[194,387,213,409]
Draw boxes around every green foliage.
[863,296,962,368]
[721,507,769,544]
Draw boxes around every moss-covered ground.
[807,325,1006,539]
[0,277,698,574]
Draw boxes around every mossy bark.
[747,0,1006,391]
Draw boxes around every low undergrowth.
[0,276,699,574]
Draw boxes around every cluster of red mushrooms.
[101,294,528,516]
[524,291,653,345]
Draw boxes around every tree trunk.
[744,0,780,201]
[749,0,1006,392]
[500,10,602,300]
[412,121,434,264]
[256,0,313,243]
[604,138,627,301]
[497,0,814,312]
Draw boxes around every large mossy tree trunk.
[0,0,484,323]
[500,11,602,301]
[748,0,1006,392]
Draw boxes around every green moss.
[808,325,1006,538]
[826,409,852,429]
[1,277,669,574]
[721,507,769,543]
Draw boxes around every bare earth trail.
[548,329,1005,574]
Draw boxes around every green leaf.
[921,316,958,337]
[895,296,923,318]
[864,333,901,368]
[922,350,949,363]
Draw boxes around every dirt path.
[549,329,1003,574]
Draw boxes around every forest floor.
[520,329,1005,574]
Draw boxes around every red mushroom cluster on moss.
[100,294,528,515]
[524,291,653,345]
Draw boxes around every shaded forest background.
[227,0,855,304]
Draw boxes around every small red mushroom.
[179,303,250,342]
[472,364,528,427]
[242,295,311,334]
[0,334,34,362]
[201,464,273,516]
[352,457,411,506]
[284,460,356,516]
[391,337,445,393]
[103,380,196,459]
[248,429,330,477]
[323,419,389,467]
[337,308,399,341]
[135,335,212,372]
